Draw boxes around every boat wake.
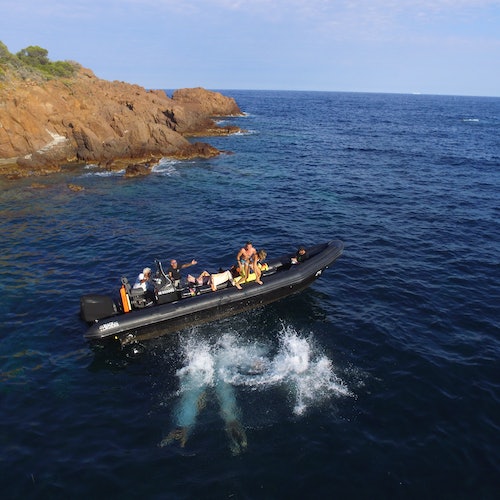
[160,324,353,452]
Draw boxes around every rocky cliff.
[0,65,243,178]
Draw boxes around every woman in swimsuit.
[251,249,267,285]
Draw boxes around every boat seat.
[121,276,143,296]
[262,259,283,275]
[121,276,153,308]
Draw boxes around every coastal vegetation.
[0,41,77,80]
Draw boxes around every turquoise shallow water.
[1,91,499,498]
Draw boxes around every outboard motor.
[80,294,118,323]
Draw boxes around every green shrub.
[16,45,50,66]
[0,41,77,79]
[43,60,76,77]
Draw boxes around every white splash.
[176,337,214,391]
[174,325,352,419]
[265,326,352,416]
[152,158,180,176]
[81,169,125,178]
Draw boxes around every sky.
[1,0,499,96]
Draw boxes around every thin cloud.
[1,0,498,94]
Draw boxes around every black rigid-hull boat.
[80,240,344,345]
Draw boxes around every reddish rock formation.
[0,66,243,177]
[172,87,242,116]
[124,162,154,178]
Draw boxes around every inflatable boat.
[80,240,344,345]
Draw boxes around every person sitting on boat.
[210,270,242,291]
[133,267,152,290]
[186,268,242,291]
[251,249,267,285]
[291,246,308,264]
[187,270,212,286]
[167,258,197,288]
[236,241,257,283]
[133,267,156,303]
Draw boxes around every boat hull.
[83,240,343,344]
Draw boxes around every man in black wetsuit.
[167,258,197,288]
[291,246,308,264]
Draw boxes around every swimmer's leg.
[225,419,248,455]
[215,378,247,454]
[159,426,189,448]
[160,389,207,448]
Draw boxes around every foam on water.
[277,328,352,415]
[81,168,125,177]
[170,324,352,426]
[170,337,214,429]
[176,337,215,390]
[152,158,180,176]
[79,158,179,178]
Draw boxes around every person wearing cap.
[133,267,152,290]
[167,258,197,288]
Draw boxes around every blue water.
[1,91,499,499]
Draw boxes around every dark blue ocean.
[1,91,499,499]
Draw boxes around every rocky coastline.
[0,65,243,179]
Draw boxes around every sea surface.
[1,91,499,499]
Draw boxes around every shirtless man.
[237,241,257,283]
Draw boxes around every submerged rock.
[124,163,154,178]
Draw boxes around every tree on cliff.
[0,41,77,79]
[17,46,50,66]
